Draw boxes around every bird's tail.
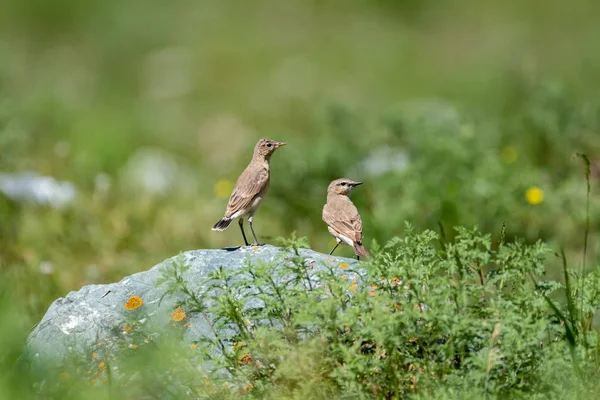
[212,217,233,231]
[353,242,369,257]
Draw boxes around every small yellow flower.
[99,361,105,369]
[341,274,348,280]
[243,383,254,393]
[350,281,358,293]
[501,146,518,164]
[123,325,132,332]
[171,307,186,322]
[525,186,544,205]
[339,263,350,270]
[214,179,234,199]
[369,284,378,289]
[129,344,138,349]
[124,295,143,310]
[408,337,418,343]
[92,352,97,358]
[368,290,377,296]
[391,277,401,286]
[393,303,402,311]
[183,322,191,328]
[191,343,198,349]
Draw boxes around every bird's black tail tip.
[212,218,232,231]
[353,242,369,257]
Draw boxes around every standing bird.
[212,138,286,246]
[322,178,368,260]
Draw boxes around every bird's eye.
[266,143,272,147]
[340,182,346,186]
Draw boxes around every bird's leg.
[357,255,360,261]
[329,241,340,255]
[248,215,260,245]
[238,219,249,246]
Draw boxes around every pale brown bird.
[322,178,368,260]
[212,138,286,246]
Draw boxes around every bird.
[322,178,368,260]
[212,138,286,246]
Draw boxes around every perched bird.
[322,178,368,260]
[212,138,286,246]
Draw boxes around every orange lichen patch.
[243,383,254,393]
[368,290,377,296]
[339,263,350,270]
[171,307,186,322]
[124,295,143,310]
[252,246,259,251]
[129,344,138,349]
[238,354,254,365]
[191,343,198,349]
[324,257,335,262]
[391,277,401,286]
[183,322,191,328]
[123,325,133,332]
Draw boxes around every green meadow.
[1,0,599,398]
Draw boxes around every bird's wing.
[224,165,269,218]
[322,198,363,243]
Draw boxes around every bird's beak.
[352,182,363,186]
[277,142,287,147]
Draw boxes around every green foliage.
[1,0,600,398]
[14,228,600,399]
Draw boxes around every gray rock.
[24,245,360,370]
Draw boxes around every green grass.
[1,0,599,398]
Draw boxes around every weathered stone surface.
[24,245,359,368]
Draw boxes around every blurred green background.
[0,0,599,381]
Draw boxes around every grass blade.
[561,248,579,336]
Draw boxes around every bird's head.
[327,178,363,196]
[254,138,286,159]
